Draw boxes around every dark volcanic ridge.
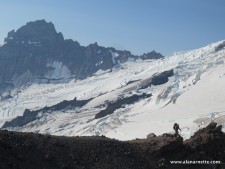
[2,97,92,128]
[95,93,151,119]
[0,122,225,169]
[2,92,152,128]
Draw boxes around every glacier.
[1,40,225,140]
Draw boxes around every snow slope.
[1,40,225,140]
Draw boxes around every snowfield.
[1,40,225,140]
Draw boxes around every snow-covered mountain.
[1,21,225,140]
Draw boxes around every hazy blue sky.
[0,0,225,55]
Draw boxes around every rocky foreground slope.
[0,122,224,169]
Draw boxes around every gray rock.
[146,133,156,139]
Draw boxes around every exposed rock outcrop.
[94,93,151,119]
[215,41,225,52]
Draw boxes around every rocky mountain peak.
[140,50,164,60]
[0,20,164,93]
[4,20,64,45]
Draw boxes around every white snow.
[1,40,225,141]
[110,50,119,64]
[45,61,72,79]
[95,61,103,66]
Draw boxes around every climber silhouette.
[173,123,181,137]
